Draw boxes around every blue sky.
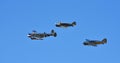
[0,0,120,63]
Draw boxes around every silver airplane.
[55,21,76,28]
[27,30,57,40]
[83,38,107,46]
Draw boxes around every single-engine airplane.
[83,38,107,46]
[27,30,57,40]
[55,21,76,28]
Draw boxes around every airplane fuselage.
[27,30,57,40]
[83,38,107,46]
[56,23,73,27]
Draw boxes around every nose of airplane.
[83,42,88,45]
[27,34,31,37]
[56,24,59,27]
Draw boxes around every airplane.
[83,38,107,46]
[27,30,57,40]
[55,21,76,28]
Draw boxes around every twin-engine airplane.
[55,21,76,28]
[83,38,107,46]
[27,30,57,40]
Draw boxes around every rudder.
[102,38,107,44]
[72,21,76,26]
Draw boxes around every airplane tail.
[72,21,76,26]
[102,38,107,44]
[51,30,57,37]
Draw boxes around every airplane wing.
[31,37,43,40]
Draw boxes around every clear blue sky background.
[0,0,120,63]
